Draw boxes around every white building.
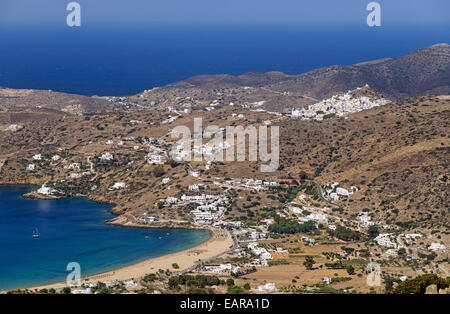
[302,236,316,245]
[111,182,127,190]
[205,264,234,274]
[5,124,23,132]
[428,242,446,251]
[33,154,42,161]
[336,187,350,196]
[37,184,57,196]
[188,184,200,191]
[375,234,397,248]
[329,193,339,201]
[291,207,303,215]
[190,171,200,177]
[66,163,81,171]
[146,153,165,165]
[291,108,302,118]
[258,283,276,292]
[99,152,114,161]
[165,197,178,204]
[191,210,214,224]
[124,280,137,288]
[138,216,158,223]
[307,213,329,224]
[358,213,375,228]
[248,243,273,260]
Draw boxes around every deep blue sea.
[0,23,448,96]
[0,185,211,290]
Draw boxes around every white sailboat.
[32,228,40,238]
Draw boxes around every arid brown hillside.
[0,91,448,230]
[278,95,449,229]
[0,87,113,114]
[268,43,450,102]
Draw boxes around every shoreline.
[0,184,233,292]
[28,226,233,291]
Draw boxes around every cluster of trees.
[390,274,449,294]
[142,273,158,283]
[152,166,165,177]
[325,261,345,269]
[268,217,316,234]
[168,274,221,289]
[303,256,315,270]
[368,225,380,239]
[167,275,248,294]
[327,225,362,241]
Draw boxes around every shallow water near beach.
[0,185,211,290]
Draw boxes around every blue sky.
[0,0,449,26]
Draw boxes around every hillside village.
[291,85,391,120]
[0,82,448,294]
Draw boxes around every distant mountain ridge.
[171,43,449,98]
[0,44,448,113]
[140,43,446,112]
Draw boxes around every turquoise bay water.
[0,185,211,290]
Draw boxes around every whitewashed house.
[37,184,57,196]
[428,243,446,251]
[111,182,127,190]
[258,283,276,292]
[375,234,397,248]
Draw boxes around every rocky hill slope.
[129,44,449,112]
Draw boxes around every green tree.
[299,171,308,181]
[368,225,379,239]
[227,285,244,294]
[152,166,165,177]
[391,274,449,294]
[346,265,355,275]
[303,256,315,270]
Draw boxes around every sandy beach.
[31,227,233,291]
